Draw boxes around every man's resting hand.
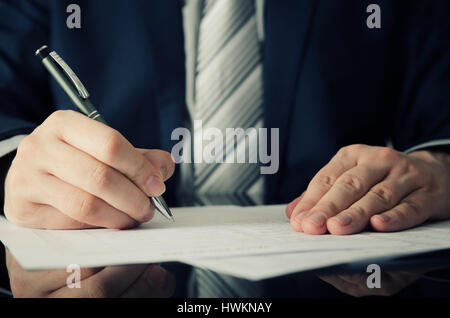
[286,144,450,235]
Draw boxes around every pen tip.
[170,216,175,222]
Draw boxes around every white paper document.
[1,205,449,280]
[182,247,428,281]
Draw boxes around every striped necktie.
[193,0,264,206]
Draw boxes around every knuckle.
[294,199,315,213]
[404,200,422,217]
[90,164,113,189]
[43,110,79,135]
[350,144,366,152]
[103,131,123,163]
[390,207,408,223]
[76,194,100,220]
[32,124,46,137]
[346,205,367,218]
[337,173,365,194]
[376,147,397,161]
[311,174,336,190]
[370,185,395,207]
[46,110,71,125]
[337,146,350,158]
[47,110,64,122]
[406,163,430,185]
[16,135,36,157]
[314,200,339,214]
[395,155,411,170]
[338,144,364,157]
[406,162,421,178]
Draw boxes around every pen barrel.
[83,100,107,124]
[41,57,106,124]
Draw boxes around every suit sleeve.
[393,1,450,154]
[0,0,55,214]
[0,0,54,141]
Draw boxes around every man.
[0,0,449,297]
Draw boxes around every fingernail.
[378,214,391,223]
[147,266,167,289]
[335,213,352,226]
[306,213,326,227]
[145,175,165,196]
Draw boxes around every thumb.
[138,149,175,181]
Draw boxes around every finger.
[300,164,387,234]
[138,149,175,182]
[14,203,96,230]
[33,174,138,229]
[9,167,137,229]
[370,190,430,232]
[290,147,359,226]
[40,140,154,224]
[49,265,147,298]
[3,170,90,229]
[121,265,175,298]
[327,170,419,234]
[285,192,304,219]
[45,110,166,197]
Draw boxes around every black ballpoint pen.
[35,45,174,222]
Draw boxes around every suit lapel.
[263,0,318,202]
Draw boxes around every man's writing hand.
[4,110,175,229]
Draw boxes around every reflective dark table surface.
[180,250,450,298]
[2,235,450,298]
[1,199,450,298]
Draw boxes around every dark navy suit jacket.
[1,0,450,204]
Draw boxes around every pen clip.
[49,51,90,99]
